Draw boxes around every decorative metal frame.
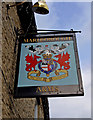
[14,31,84,98]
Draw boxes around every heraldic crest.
[25,43,70,82]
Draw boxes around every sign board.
[14,33,84,98]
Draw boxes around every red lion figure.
[54,52,70,70]
[25,54,41,71]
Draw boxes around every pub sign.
[14,33,84,98]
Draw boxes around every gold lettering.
[42,87,47,92]
[40,38,43,41]
[55,86,59,92]
[24,39,29,42]
[51,86,54,92]
[47,87,52,92]
[44,38,46,41]
[27,39,29,42]
[48,38,50,41]
[33,39,36,42]
[24,37,62,43]
[61,37,63,41]
[50,38,52,41]
[69,37,71,40]
[47,38,49,41]
[56,37,59,41]
[29,39,32,42]
[39,38,41,41]
[33,39,34,42]
[36,86,59,93]
[66,37,68,40]
[36,87,42,92]
[37,38,39,42]
[53,38,55,41]
[24,39,27,42]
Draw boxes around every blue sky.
[35,2,91,118]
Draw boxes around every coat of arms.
[25,43,70,82]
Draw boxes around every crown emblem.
[42,53,52,59]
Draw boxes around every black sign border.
[14,33,84,98]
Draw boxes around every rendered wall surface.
[1,2,44,119]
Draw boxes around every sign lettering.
[36,86,59,93]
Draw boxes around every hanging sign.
[14,33,84,98]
